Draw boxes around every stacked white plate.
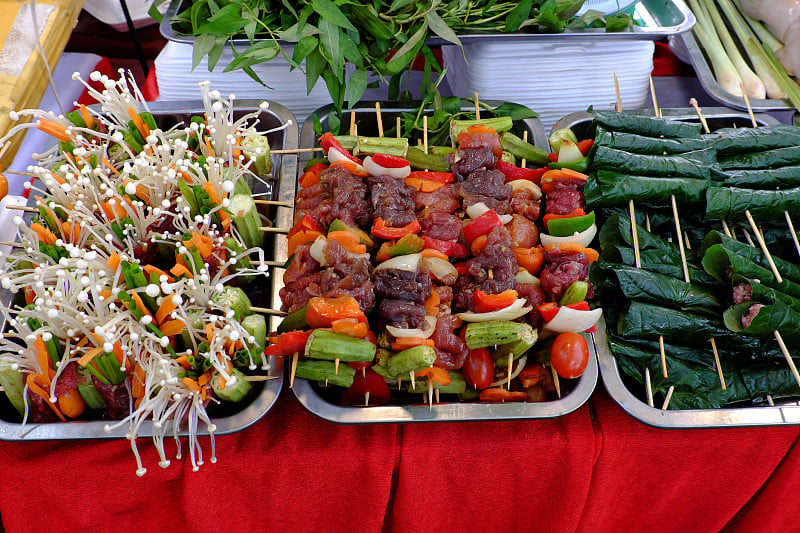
[155,41,333,122]
[442,39,655,133]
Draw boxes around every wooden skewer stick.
[244,375,279,382]
[767,395,775,407]
[613,70,622,112]
[628,200,641,269]
[507,353,513,390]
[16,206,38,213]
[435,389,440,404]
[365,391,370,407]
[6,169,38,178]
[740,84,759,129]
[375,102,384,138]
[552,366,561,399]
[709,337,727,390]
[744,210,783,283]
[259,226,289,234]
[255,260,286,267]
[250,306,287,316]
[254,200,293,207]
[520,130,528,168]
[396,117,401,139]
[721,220,732,238]
[271,147,324,155]
[428,379,434,411]
[289,353,298,388]
[774,331,800,389]
[689,98,710,135]
[0,242,22,249]
[661,386,675,410]
[409,369,415,390]
[645,367,654,407]
[785,211,800,259]
[423,116,429,155]
[334,358,340,375]
[349,111,356,137]
[474,92,480,120]
[362,367,366,378]
[649,75,661,118]
[659,336,668,379]
[398,377,402,391]
[671,196,691,284]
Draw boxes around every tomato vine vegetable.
[157,0,633,132]
[550,332,589,379]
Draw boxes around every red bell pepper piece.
[287,213,325,239]
[518,362,547,388]
[457,125,502,157]
[318,132,361,164]
[463,209,502,245]
[340,367,391,406]
[480,388,528,403]
[454,262,469,276]
[298,163,327,188]
[577,139,594,156]
[472,289,519,313]
[371,217,421,240]
[408,171,454,183]
[371,153,409,168]
[422,236,469,259]
[263,330,312,357]
[542,208,586,229]
[547,152,558,163]
[495,161,548,186]
[536,301,590,323]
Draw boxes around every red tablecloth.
[0,387,798,532]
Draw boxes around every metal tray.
[160,0,695,45]
[288,101,598,424]
[0,100,297,440]
[553,108,800,429]
[676,30,793,112]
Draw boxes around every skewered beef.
[506,214,539,248]
[295,165,371,229]
[539,250,594,302]
[517,283,547,329]
[431,314,468,370]
[91,375,131,420]
[454,226,518,310]
[511,188,541,221]
[283,244,320,285]
[368,174,417,227]
[446,147,497,181]
[414,184,461,214]
[733,283,753,305]
[378,299,427,329]
[458,169,513,215]
[420,211,463,241]
[544,178,585,216]
[374,268,432,304]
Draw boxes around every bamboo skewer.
[774,331,800,389]
[744,210,783,283]
[649,75,661,118]
[428,379,434,410]
[334,358,340,375]
[350,111,356,137]
[661,386,674,410]
[645,367,654,407]
[244,375,278,382]
[709,338,727,390]
[628,200,641,269]
[689,99,710,135]
[520,131,528,168]
[659,336,668,380]
[474,92,480,119]
[552,366,561,399]
[671,196,691,284]
[254,200,293,207]
[259,226,289,234]
[396,117,401,139]
[250,306,287,316]
[271,147,323,155]
[507,353,513,390]
[289,353,298,388]
[613,70,622,112]
[375,102,384,138]
[0,242,22,249]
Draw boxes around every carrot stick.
[159,319,185,337]
[108,252,121,271]
[190,231,214,258]
[127,107,150,140]
[33,336,50,380]
[79,105,95,129]
[170,263,193,279]
[77,346,103,367]
[203,181,219,205]
[182,377,201,392]
[143,264,169,280]
[155,297,179,326]
[131,291,153,318]
[175,355,192,370]
[36,119,70,143]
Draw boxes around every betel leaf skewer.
[739,84,800,259]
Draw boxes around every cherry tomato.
[550,332,589,379]
[462,348,494,389]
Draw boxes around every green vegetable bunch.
[152,0,634,129]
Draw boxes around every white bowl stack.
[154,41,333,122]
[442,39,655,133]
